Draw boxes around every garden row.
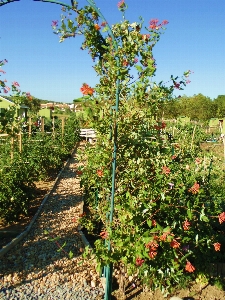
[0,114,80,223]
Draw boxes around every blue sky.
[0,0,224,103]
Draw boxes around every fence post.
[41,117,45,132]
[29,117,32,137]
[18,132,22,153]
[11,136,14,161]
[52,116,55,138]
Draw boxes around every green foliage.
[163,94,215,122]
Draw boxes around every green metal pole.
[34,1,120,298]
[86,2,120,300]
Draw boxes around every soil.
[111,281,225,300]
[200,142,224,160]
[0,176,57,250]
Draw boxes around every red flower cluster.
[188,182,200,194]
[154,121,166,131]
[146,241,158,259]
[170,239,180,249]
[100,231,108,239]
[152,219,157,227]
[185,261,195,273]
[149,19,169,30]
[122,60,129,67]
[162,166,170,175]
[97,169,104,177]
[117,0,125,8]
[214,242,221,251]
[218,212,225,224]
[183,219,191,231]
[159,232,169,241]
[174,82,180,89]
[94,24,101,30]
[76,170,83,176]
[80,83,94,96]
[136,257,144,267]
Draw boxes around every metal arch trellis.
[0,0,19,6]
[1,1,120,299]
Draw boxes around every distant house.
[0,95,29,119]
[209,118,225,134]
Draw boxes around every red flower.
[149,19,159,30]
[219,212,225,224]
[97,169,104,177]
[117,0,125,8]
[79,212,86,217]
[185,261,195,273]
[76,170,83,176]
[214,242,221,251]
[162,166,170,175]
[142,34,150,40]
[152,219,157,227]
[94,24,101,30]
[101,22,107,27]
[80,83,94,96]
[51,20,58,27]
[122,60,129,67]
[188,182,200,194]
[146,241,158,251]
[174,82,180,89]
[195,157,202,164]
[159,232,170,241]
[161,122,166,129]
[171,155,177,160]
[100,231,108,239]
[183,220,191,231]
[161,20,169,25]
[148,251,157,259]
[170,239,180,249]
[136,257,144,266]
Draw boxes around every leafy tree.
[213,95,225,118]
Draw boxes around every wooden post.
[52,116,55,138]
[223,136,225,163]
[41,117,45,132]
[191,125,197,150]
[61,117,65,137]
[29,117,32,137]
[18,132,22,153]
[61,117,65,147]
[11,136,14,161]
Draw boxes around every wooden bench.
[80,128,96,143]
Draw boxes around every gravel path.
[0,144,105,300]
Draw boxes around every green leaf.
[195,234,199,245]
[201,215,209,222]
[69,251,74,259]
[147,219,152,227]
[135,65,143,72]
[187,209,192,219]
